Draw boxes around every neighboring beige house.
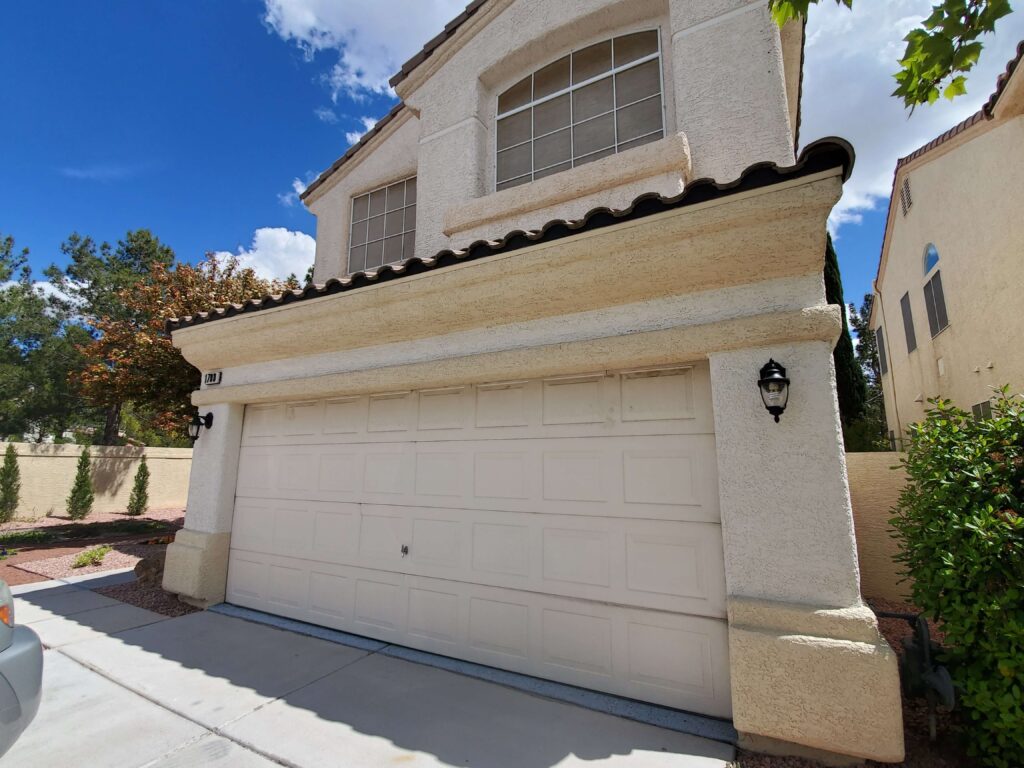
[872,42,1024,445]
[162,1,903,762]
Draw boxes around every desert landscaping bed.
[0,515,182,586]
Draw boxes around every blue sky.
[2,1,1021,310]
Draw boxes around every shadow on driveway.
[11,578,734,768]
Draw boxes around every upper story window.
[924,243,939,273]
[495,30,664,192]
[900,292,917,353]
[875,327,888,375]
[923,270,949,337]
[348,176,417,273]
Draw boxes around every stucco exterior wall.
[846,452,910,603]
[873,113,1024,440]
[305,0,798,280]
[0,443,192,519]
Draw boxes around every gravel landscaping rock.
[93,580,200,618]
[13,543,162,580]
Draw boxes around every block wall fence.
[1,443,192,520]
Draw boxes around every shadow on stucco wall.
[846,451,911,602]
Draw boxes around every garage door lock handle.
[401,545,409,557]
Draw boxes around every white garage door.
[226,364,731,717]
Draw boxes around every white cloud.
[59,164,145,181]
[262,0,465,99]
[277,177,309,207]
[345,115,378,146]
[213,227,316,281]
[802,3,1024,234]
[314,106,339,123]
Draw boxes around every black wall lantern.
[758,359,790,422]
[187,412,214,443]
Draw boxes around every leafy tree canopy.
[769,0,1014,109]
[77,252,298,437]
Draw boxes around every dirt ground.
[1,507,184,532]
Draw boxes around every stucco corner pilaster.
[726,596,904,763]
[162,529,231,608]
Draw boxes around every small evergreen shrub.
[126,456,150,517]
[72,544,112,568]
[66,448,95,520]
[0,444,20,523]
[891,389,1024,767]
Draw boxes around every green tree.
[846,294,891,450]
[126,455,149,517]
[46,230,176,444]
[769,0,1014,109]
[824,234,867,427]
[0,444,20,523]
[1,234,99,442]
[66,448,94,520]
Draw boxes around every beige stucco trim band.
[191,305,840,406]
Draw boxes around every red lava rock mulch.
[730,598,973,768]
[93,579,200,618]
[0,544,99,586]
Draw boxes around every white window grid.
[349,176,416,273]
[494,30,666,191]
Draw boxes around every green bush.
[126,456,149,517]
[0,444,20,523]
[66,448,94,520]
[891,389,1024,767]
[72,544,112,568]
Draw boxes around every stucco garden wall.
[0,443,192,520]
[846,451,910,602]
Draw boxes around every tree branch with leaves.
[769,0,1014,108]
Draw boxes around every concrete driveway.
[6,574,734,768]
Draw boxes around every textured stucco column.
[163,402,244,607]
[709,341,904,764]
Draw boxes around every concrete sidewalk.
[6,576,735,768]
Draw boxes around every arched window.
[924,243,939,274]
[495,30,665,191]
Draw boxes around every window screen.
[972,400,992,420]
[348,177,417,273]
[495,30,664,191]
[923,270,949,337]
[900,292,917,353]
[876,327,888,375]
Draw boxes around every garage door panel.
[238,434,719,523]
[231,503,724,617]
[225,554,731,717]
[229,365,729,717]
[240,367,714,448]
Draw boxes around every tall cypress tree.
[126,455,149,516]
[66,448,94,520]
[824,233,867,425]
[0,444,20,523]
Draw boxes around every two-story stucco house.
[162,1,903,762]
[872,42,1024,445]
